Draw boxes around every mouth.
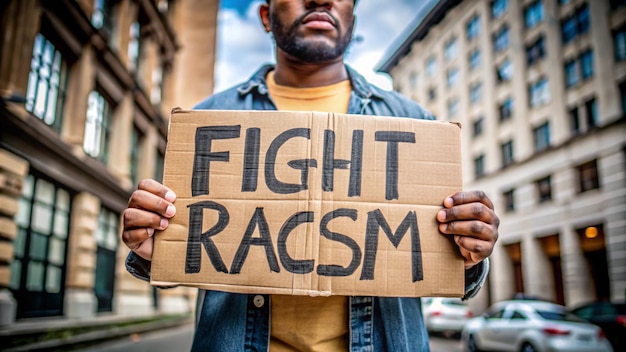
[301,12,336,30]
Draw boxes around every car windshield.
[537,309,586,322]
[443,299,467,306]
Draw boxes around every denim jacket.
[126,64,490,352]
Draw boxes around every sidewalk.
[0,313,193,352]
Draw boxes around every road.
[79,324,463,351]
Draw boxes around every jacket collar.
[237,64,383,100]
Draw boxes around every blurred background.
[0,0,624,351]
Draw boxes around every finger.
[128,190,176,218]
[444,190,493,210]
[439,219,497,241]
[123,208,170,231]
[438,202,495,224]
[137,179,176,202]
[122,230,154,261]
[454,235,494,263]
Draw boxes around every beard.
[270,10,354,63]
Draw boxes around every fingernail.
[160,218,169,229]
[445,197,453,207]
[164,191,176,202]
[165,205,176,217]
[147,228,155,236]
[438,210,446,220]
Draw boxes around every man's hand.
[122,179,177,261]
[436,191,499,269]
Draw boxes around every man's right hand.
[122,179,177,261]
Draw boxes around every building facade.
[0,0,218,327]
[379,0,626,312]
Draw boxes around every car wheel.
[466,335,482,352]
[520,342,536,352]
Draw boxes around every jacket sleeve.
[125,251,152,282]
[463,258,490,300]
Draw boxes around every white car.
[422,297,474,336]
[461,300,613,352]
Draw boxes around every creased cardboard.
[151,109,464,297]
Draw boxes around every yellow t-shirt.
[266,70,351,352]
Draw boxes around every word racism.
[185,125,424,282]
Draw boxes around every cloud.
[214,1,273,92]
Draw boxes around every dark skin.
[122,0,499,270]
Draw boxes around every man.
[122,0,499,351]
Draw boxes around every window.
[525,1,544,28]
[444,38,459,61]
[569,106,580,134]
[561,4,590,44]
[474,154,486,178]
[492,0,508,19]
[426,56,437,76]
[497,58,513,82]
[155,151,165,183]
[128,21,142,73]
[427,88,437,101]
[25,33,68,132]
[613,26,626,61]
[577,159,600,193]
[130,126,144,185]
[469,49,481,70]
[501,140,514,167]
[529,78,550,107]
[580,49,593,79]
[409,72,418,89]
[503,188,515,212]
[611,0,626,10]
[526,36,545,66]
[585,98,598,128]
[473,117,484,137]
[467,15,481,41]
[91,0,116,38]
[448,98,459,118]
[151,64,163,105]
[95,207,119,312]
[620,81,626,114]
[536,176,552,203]
[494,26,510,52]
[83,91,112,162]
[499,97,513,121]
[533,122,550,152]
[565,49,594,88]
[470,82,482,104]
[564,59,579,87]
[12,174,71,318]
[447,67,459,87]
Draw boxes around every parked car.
[422,297,474,336]
[570,301,626,352]
[461,300,613,352]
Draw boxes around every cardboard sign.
[151,109,464,297]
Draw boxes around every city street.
[79,324,463,352]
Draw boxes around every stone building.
[0,0,218,327]
[378,0,626,312]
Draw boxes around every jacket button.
[253,295,265,308]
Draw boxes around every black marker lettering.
[185,201,230,274]
[360,209,423,282]
[192,125,241,196]
[230,208,280,274]
[322,130,363,197]
[242,128,260,192]
[277,211,315,274]
[317,209,362,277]
[374,131,416,200]
[265,128,314,194]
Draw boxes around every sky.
[214,0,438,92]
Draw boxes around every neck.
[272,50,349,88]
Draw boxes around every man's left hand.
[437,191,499,269]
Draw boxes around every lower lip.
[303,21,335,30]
